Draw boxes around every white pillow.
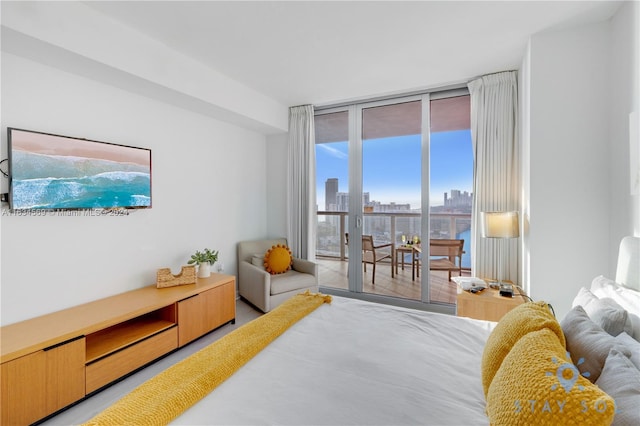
[591,275,640,340]
[595,349,640,426]
[251,254,264,267]
[572,286,599,308]
[616,332,640,371]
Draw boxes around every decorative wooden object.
[156,265,196,288]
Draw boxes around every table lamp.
[481,211,519,293]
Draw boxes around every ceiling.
[85,1,620,107]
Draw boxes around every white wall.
[1,53,269,325]
[519,43,532,297]
[609,0,640,262]
[524,3,639,320]
[527,21,611,320]
[266,132,289,239]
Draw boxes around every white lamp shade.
[481,211,519,238]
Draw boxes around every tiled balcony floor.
[316,257,470,305]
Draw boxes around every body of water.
[456,228,471,268]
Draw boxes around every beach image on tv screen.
[10,129,151,209]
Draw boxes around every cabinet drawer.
[86,327,177,393]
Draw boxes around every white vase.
[197,261,211,278]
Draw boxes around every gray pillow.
[561,306,631,382]
[585,297,632,337]
[595,349,640,426]
[251,254,264,267]
[615,332,640,371]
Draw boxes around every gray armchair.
[237,238,318,312]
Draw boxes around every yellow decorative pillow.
[486,328,615,425]
[264,244,292,275]
[481,301,565,396]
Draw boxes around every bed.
[173,296,494,425]
[85,236,640,426]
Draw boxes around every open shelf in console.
[85,304,177,364]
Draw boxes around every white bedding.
[173,296,495,425]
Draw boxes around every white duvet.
[173,296,495,425]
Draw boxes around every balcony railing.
[316,211,472,268]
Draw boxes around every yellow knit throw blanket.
[83,291,332,426]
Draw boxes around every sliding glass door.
[315,90,471,308]
[315,110,350,290]
[428,94,473,304]
[315,96,428,301]
[360,98,423,299]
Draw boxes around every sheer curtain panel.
[287,105,316,260]
[468,71,520,283]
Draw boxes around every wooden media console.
[0,273,236,425]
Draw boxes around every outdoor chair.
[346,233,394,284]
[428,239,465,281]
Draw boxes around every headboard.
[615,236,640,291]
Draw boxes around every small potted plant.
[188,248,219,278]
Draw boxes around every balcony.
[316,211,472,305]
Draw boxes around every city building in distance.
[323,178,471,213]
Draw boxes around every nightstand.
[456,283,526,322]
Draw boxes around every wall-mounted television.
[8,128,152,210]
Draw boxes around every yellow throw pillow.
[481,301,565,396]
[264,244,292,275]
[486,328,615,426]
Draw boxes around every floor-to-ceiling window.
[360,99,422,299]
[315,89,471,310]
[429,95,473,270]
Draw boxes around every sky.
[316,129,473,210]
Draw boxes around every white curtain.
[287,105,316,260]
[468,71,520,282]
